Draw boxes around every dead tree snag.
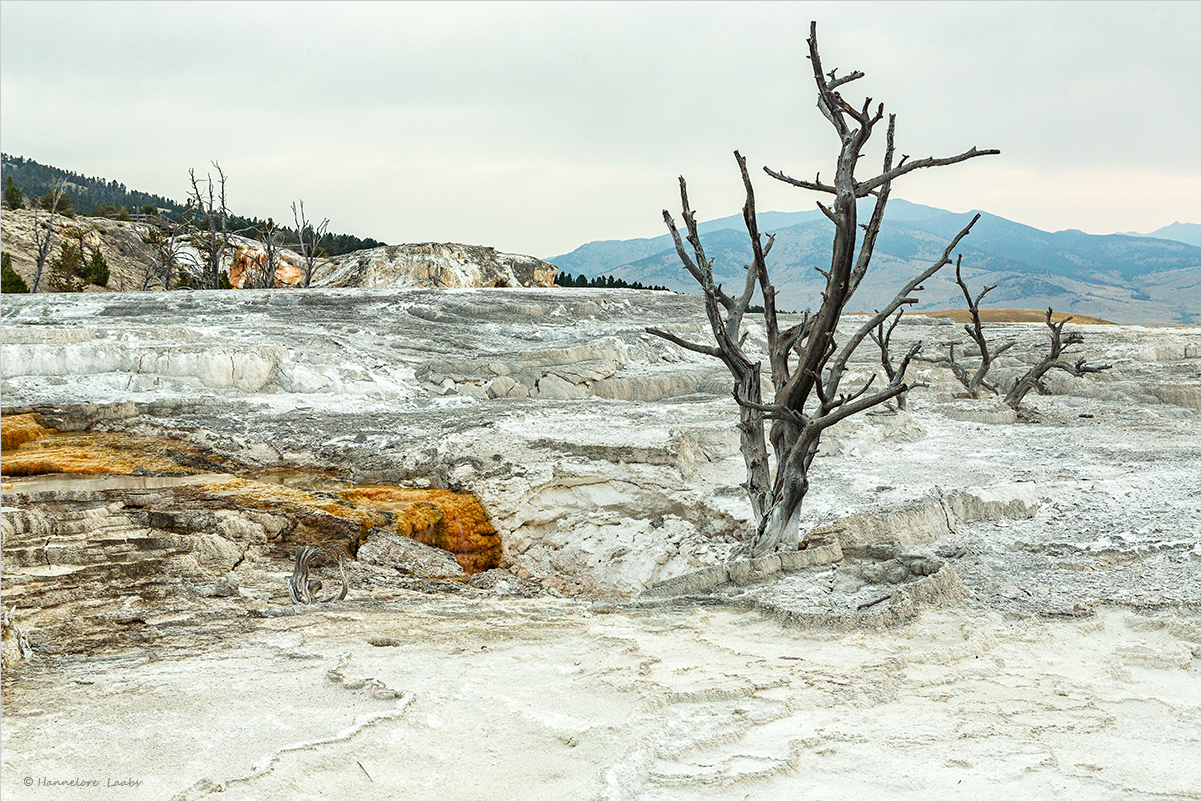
[648,22,998,556]
[292,200,330,288]
[1003,308,1112,410]
[29,179,67,293]
[186,162,232,290]
[242,217,281,289]
[867,308,912,410]
[916,257,1017,397]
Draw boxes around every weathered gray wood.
[915,256,1018,397]
[292,199,330,288]
[187,162,232,290]
[28,179,66,293]
[649,20,999,557]
[1004,308,1113,409]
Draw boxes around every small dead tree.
[140,209,192,291]
[916,257,1017,397]
[648,22,998,556]
[186,162,232,289]
[242,217,281,289]
[867,308,908,410]
[1003,308,1111,410]
[292,200,330,288]
[29,179,67,292]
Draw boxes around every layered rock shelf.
[1,414,509,659]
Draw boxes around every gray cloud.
[2,1,1198,257]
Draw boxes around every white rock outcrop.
[311,242,557,289]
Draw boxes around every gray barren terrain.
[1,287,1199,800]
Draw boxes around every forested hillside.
[0,154,385,257]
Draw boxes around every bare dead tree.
[242,217,281,289]
[292,200,330,288]
[1003,308,1112,410]
[915,257,1017,397]
[867,308,908,409]
[648,22,998,556]
[186,162,232,289]
[29,179,67,292]
[140,209,192,291]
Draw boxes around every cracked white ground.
[1,289,1198,800]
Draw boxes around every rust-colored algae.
[1,413,55,452]
[1,413,502,576]
[193,480,500,573]
[1,432,206,477]
[340,486,501,574]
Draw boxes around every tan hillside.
[917,308,1114,325]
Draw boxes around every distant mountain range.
[1120,221,1201,247]
[547,199,1201,325]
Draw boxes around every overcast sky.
[2,1,1198,258]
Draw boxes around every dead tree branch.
[141,208,193,291]
[1003,308,1112,410]
[648,169,773,523]
[868,308,908,409]
[243,217,281,289]
[914,256,1017,396]
[292,200,330,288]
[287,546,348,604]
[186,162,232,289]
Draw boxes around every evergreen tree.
[48,242,85,291]
[1,252,29,293]
[84,249,110,286]
[39,189,74,217]
[3,176,23,209]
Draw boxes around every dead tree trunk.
[29,180,66,293]
[292,200,330,288]
[186,163,231,290]
[916,257,1017,397]
[649,21,998,556]
[1003,308,1112,410]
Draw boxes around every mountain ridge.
[547,199,1200,325]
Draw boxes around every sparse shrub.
[47,242,110,290]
